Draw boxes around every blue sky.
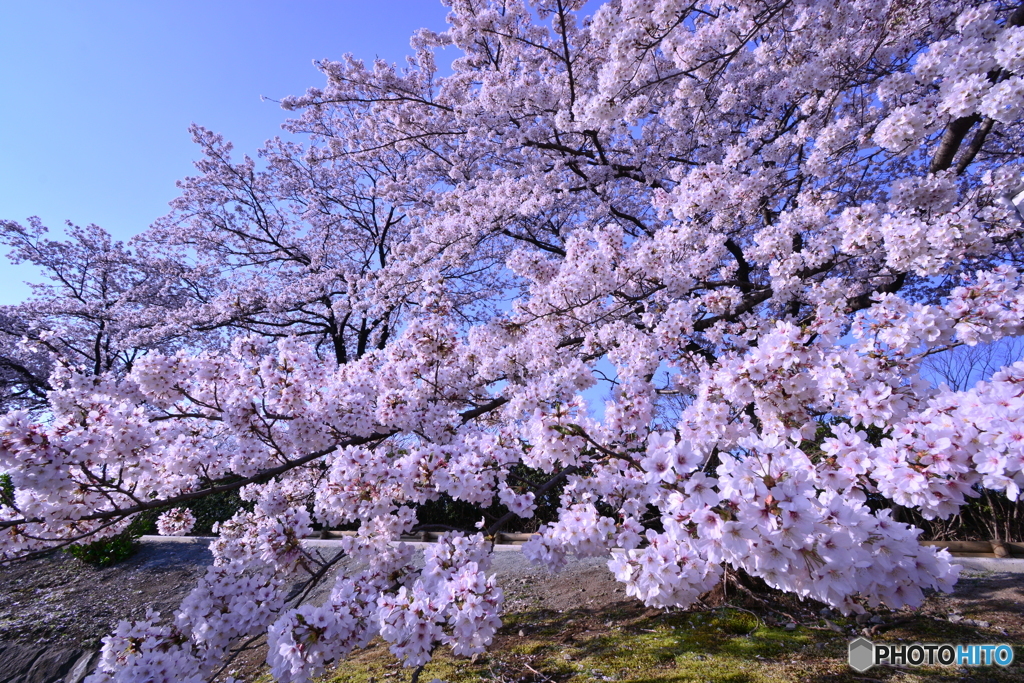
[0,1,452,305]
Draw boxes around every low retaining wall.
[314,530,537,545]
[921,540,1024,558]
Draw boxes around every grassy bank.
[306,598,1022,683]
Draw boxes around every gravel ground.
[0,538,213,650]
[0,538,212,683]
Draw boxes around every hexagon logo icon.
[849,637,875,672]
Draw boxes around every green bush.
[65,514,152,567]
[59,488,249,567]
[414,464,568,534]
[0,472,13,508]
[186,489,251,535]
[2,473,141,567]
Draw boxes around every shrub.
[185,489,251,535]
[65,515,152,567]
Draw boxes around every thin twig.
[285,549,348,606]
[522,662,555,682]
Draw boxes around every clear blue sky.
[0,1,452,305]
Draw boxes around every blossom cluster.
[156,508,196,537]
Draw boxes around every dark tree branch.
[930,114,980,174]
[485,465,579,537]
[954,117,995,175]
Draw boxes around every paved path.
[141,536,1024,573]
[956,557,1024,573]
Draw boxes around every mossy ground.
[308,599,1023,683]
[232,569,1024,683]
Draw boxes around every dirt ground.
[0,538,212,651]
[1,540,1022,682]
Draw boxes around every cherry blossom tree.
[0,219,197,411]
[2,0,1024,681]
[138,123,423,365]
[0,310,51,413]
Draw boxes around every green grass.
[272,595,1024,683]
[320,606,844,683]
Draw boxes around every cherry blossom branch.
[485,465,579,537]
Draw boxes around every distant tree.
[0,218,195,403]
[0,311,51,413]
[914,335,1024,546]
[923,335,1024,391]
[137,125,425,364]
